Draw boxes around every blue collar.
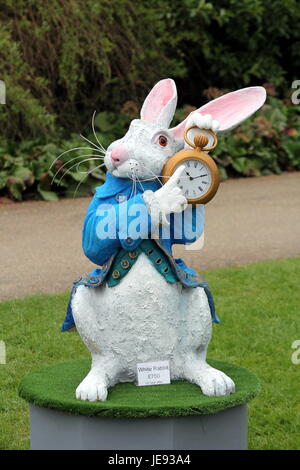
[95,172,160,198]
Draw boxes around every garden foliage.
[0,0,299,200]
[1,95,300,201]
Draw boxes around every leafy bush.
[0,110,134,201]
[1,93,299,201]
[1,0,300,140]
[213,95,300,179]
[0,0,182,140]
[0,136,105,202]
[154,0,300,104]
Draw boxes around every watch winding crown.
[194,133,209,150]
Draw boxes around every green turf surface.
[0,257,299,449]
[18,358,259,418]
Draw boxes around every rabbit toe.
[96,384,108,401]
[76,376,108,402]
[198,367,235,397]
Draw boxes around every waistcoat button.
[115,193,127,203]
[125,237,134,245]
[121,259,130,269]
[112,270,121,279]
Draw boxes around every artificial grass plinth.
[19,358,260,419]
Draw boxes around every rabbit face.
[104,119,183,180]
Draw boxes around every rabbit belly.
[72,253,212,380]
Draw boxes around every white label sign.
[137,360,170,386]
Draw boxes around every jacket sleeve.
[82,196,120,265]
[82,193,153,265]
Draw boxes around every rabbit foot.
[76,370,108,402]
[197,366,235,396]
[184,361,235,397]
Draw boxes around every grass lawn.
[0,257,299,450]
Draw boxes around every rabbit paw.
[186,112,219,133]
[143,165,187,226]
[197,366,235,396]
[76,372,108,402]
[184,362,235,396]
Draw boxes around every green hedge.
[0,0,182,140]
[0,0,300,200]
[0,0,300,140]
[214,95,300,179]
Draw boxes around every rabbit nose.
[111,146,128,166]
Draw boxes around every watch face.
[177,159,212,201]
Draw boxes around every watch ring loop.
[184,126,218,151]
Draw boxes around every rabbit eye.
[159,135,168,147]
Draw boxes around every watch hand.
[192,174,208,180]
[185,170,194,181]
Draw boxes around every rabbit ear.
[171,86,266,140]
[140,78,177,128]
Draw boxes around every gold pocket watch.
[162,126,220,205]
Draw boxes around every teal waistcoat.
[107,239,176,287]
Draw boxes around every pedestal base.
[19,358,259,450]
[30,403,248,450]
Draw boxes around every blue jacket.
[61,172,219,331]
[83,172,204,271]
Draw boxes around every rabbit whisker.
[126,163,146,194]
[76,159,106,174]
[135,173,146,193]
[51,154,104,184]
[128,169,137,202]
[72,163,106,199]
[50,146,104,170]
[92,111,106,153]
[131,173,136,202]
[80,133,105,153]
[77,164,106,177]
[57,158,105,186]
[127,175,134,201]
[143,167,164,187]
[133,175,138,203]
[147,172,192,180]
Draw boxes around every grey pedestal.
[30,403,248,450]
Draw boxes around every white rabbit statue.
[61,79,266,401]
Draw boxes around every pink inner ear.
[199,87,266,132]
[141,79,175,123]
[171,120,187,140]
[170,87,266,139]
